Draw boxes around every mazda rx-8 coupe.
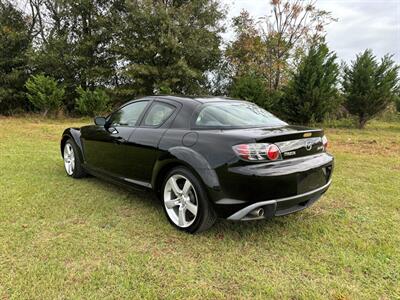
[61,96,333,233]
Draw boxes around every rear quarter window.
[143,102,175,127]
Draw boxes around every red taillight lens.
[266,144,280,161]
[232,143,281,161]
[322,135,328,151]
[235,144,250,160]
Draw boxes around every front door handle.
[108,127,118,134]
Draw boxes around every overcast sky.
[221,0,400,64]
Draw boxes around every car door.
[81,99,151,178]
[125,100,180,183]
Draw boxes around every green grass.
[0,117,399,299]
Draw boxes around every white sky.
[221,0,400,64]
[15,0,400,64]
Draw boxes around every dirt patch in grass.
[330,138,400,156]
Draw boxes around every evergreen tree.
[75,86,110,117]
[343,50,399,128]
[0,0,31,114]
[395,95,400,113]
[282,42,339,124]
[114,0,225,98]
[25,74,65,116]
[229,74,271,109]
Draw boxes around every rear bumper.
[211,153,334,218]
[227,179,331,221]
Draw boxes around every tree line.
[1,0,399,128]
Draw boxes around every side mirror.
[94,116,106,126]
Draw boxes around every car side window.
[110,101,149,127]
[143,102,175,127]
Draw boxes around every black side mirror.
[94,116,106,126]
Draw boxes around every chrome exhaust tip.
[249,207,265,218]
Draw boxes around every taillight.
[267,144,280,160]
[322,135,328,151]
[232,143,282,161]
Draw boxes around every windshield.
[194,102,287,128]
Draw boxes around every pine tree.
[395,95,400,113]
[114,0,225,98]
[229,74,271,109]
[25,74,65,116]
[282,42,339,124]
[75,86,110,117]
[343,50,399,128]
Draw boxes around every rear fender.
[151,146,220,193]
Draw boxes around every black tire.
[63,139,87,178]
[161,166,217,234]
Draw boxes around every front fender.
[60,128,84,161]
[151,146,220,192]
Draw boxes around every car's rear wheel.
[63,139,86,178]
[162,167,217,233]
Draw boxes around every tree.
[75,86,110,116]
[206,58,232,96]
[25,74,65,116]
[264,0,336,90]
[229,74,271,109]
[114,0,225,98]
[226,1,335,99]
[29,0,120,110]
[343,50,399,129]
[225,11,273,110]
[0,0,31,114]
[395,95,400,113]
[281,42,339,124]
[225,11,268,81]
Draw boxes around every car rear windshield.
[194,102,287,128]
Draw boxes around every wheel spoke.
[186,201,197,216]
[178,207,186,226]
[182,180,191,196]
[169,176,181,196]
[165,198,180,209]
[68,163,72,174]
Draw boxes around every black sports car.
[61,96,333,233]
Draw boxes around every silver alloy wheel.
[63,143,75,176]
[163,174,199,228]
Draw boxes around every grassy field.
[0,117,399,299]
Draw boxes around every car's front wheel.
[63,139,87,178]
[162,167,217,233]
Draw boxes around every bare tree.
[263,0,336,90]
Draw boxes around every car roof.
[153,95,245,104]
